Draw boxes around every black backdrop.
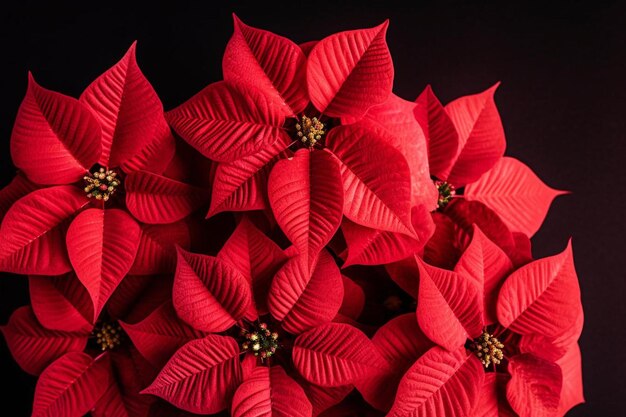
[1,1,624,416]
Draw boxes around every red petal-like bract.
[472,373,516,417]
[360,314,433,411]
[173,248,252,332]
[80,43,165,168]
[167,80,286,162]
[29,273,93,333]
[208,141,285,216]
[1,306,88,375]
[269,249,343,334]
[223,15,308,116]
[307,22,393,118]
[352,93,437,208]
[125,170,207,224]
[414,85,459,181]
[121,301,204,368]
[0,186,87,274]
[293,323,385,387]
[453,226,513,325]
[11,74,101,185]
[217,217,287,316]
[326,126,414,237]
[506,354,563,417]
[32,352,111,417]
[142,335,244,414]
[557,344,585,414]
[130,222,191,275]
[120,120,176,175]
[339,275,365,320]
[497,241,581,338]
[0,174,39,223]
[66,208,141,321]
[416,258,483,351]
[268,149,343,263]
[387,347,484,417]
[342,206,434,267]
[232,365,313,417]
[444,84,506,186]
[465,157,565,236]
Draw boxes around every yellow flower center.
[470,331,504,368]
[434,180,456,209]
[295,115,326,148]
[240,322,279,361]
[84,167,121,201]
[93,322,123,351]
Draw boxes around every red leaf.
[1,306,88,375]
[347,94,438,208]
[326,126,414,237]
[80,43,165,168]
[208,141,285,217]
[217,217,287,316]
[422,212,460,269]
[387,347,484,417]
[293,323,385,387]
[472,373,516,417]
[142,335,244,414]
[385,256,419,300]
[32,352,111,417]
[416,258,483,351]
[443,83,506,186]
[125,170,208,224]
[360,314,433,411]
[299,379,352,417]
[66,208,141,321]
[268,149,343,263]
[269,249,344,334]
[414,85,459,180]
[506,354,562,417]
[453,226,513,325]
[307,22,393,118]
[557,344,584,414]
[130,222,190,275]
[0,175,39,223]
[339,275,365,320]
[107,274,172,323]
[29,273,93,333]
[120,120,176,175]
[173,248,252,332]
[121,301,204,368]
[232,365,313,417]
[465,157,566,237]
[0,186,87,275]
[342,206,434,267]
[497,241,581,338]
[167,80,286,162]
[10,74,101,185]
[223,15,308,116]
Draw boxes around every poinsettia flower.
[0,271,185,417]
[0,43,207,320]
[370,227,583,417]
[167,16,437,268]
[133,217,385,416]
[414,84,565,237]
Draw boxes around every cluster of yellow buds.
[240,322,279,360]
[296,115,325,147]
[434,180,456,209]
[84,167,120,201]
[94,322,123,351]
[470,331,505,368]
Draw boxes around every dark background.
[0,1,623,415]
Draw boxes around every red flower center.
[93,321,124,351]
[469,330,505,368]
[295,115,326,148]
[239,322,280,361]
[83,167,121,202]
